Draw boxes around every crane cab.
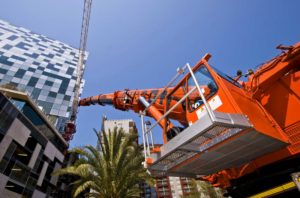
[145,54,288,177]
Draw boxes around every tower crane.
[63,0,92,142]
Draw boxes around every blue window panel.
[50,44,60,49]
[42,71,64,80]
[45,80,53,86]
[28,68,35,72]
[0,56,13,66]
[37,66,44,71]
[0,68,7,74]
[64,61,76,66]
[10,99,26,110]
[16,42,33,50]
[7,35,18,41]
[66,68,74,75]
[30,37,40,43]
[27,77,38,87]
[37,43,47,48]
[11,55,26,62]
[3,44,12,50]
[24,53,39,59]
[48,91,57,98]
[46,63,59,72]
[58,79,70,94]
[14,69,26,78]
[32,61,40,66]
[53,48,64,54]
[38,36,48,42]
[31,88,41,99]
[63,95,71,101]
[42,53,54,58]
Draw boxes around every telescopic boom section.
[79,87,188,125]
[79,93,114,106]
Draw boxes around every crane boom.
[64,0,92,142]
[71,0,92,121]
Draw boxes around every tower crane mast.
[63,0,92,142]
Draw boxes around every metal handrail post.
[186,63,215,121]
[144,65,186,112]
[149,128,154,148]
[140,111,147,161]
[145,86,197,133]
[144,123,151,156]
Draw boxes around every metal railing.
[140,62,216,163]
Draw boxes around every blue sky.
[1,0,300,147]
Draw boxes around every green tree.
[54,128,152,198]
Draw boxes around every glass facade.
[0,91,67,197]
[0,19,87,133]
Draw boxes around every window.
[213,66,242,88]
[20,102,66,152]
[5,181,24,195]
[7,35,18,41]
[48,91,57,98]
[66,67,74,75]
[187,66,218,111]
[31,89,41,99]
[45,80,53,86]
[16,42,32,50]
[24,52,39,59]
[0,142,17,173]
[10,99,26,110]
[27,77,38,87]
[28,67,35,72]
[32,61,40,66]
[0,55,14,66]
[63,95,71,101]
[14,69,26,78]
[3,44,12,50]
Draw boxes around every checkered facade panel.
[0,19,87,132]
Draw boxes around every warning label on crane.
[196,95,222,119]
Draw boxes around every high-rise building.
[0,19,87,135]
[103,118,137,134]
[99,116,138,148]
[0,88,68,197]
[100,117,157,198]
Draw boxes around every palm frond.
[55,127,152,198]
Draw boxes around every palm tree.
[54,127,152,198]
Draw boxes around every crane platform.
[148,111,287,177]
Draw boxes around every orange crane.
[79,42,300,197]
